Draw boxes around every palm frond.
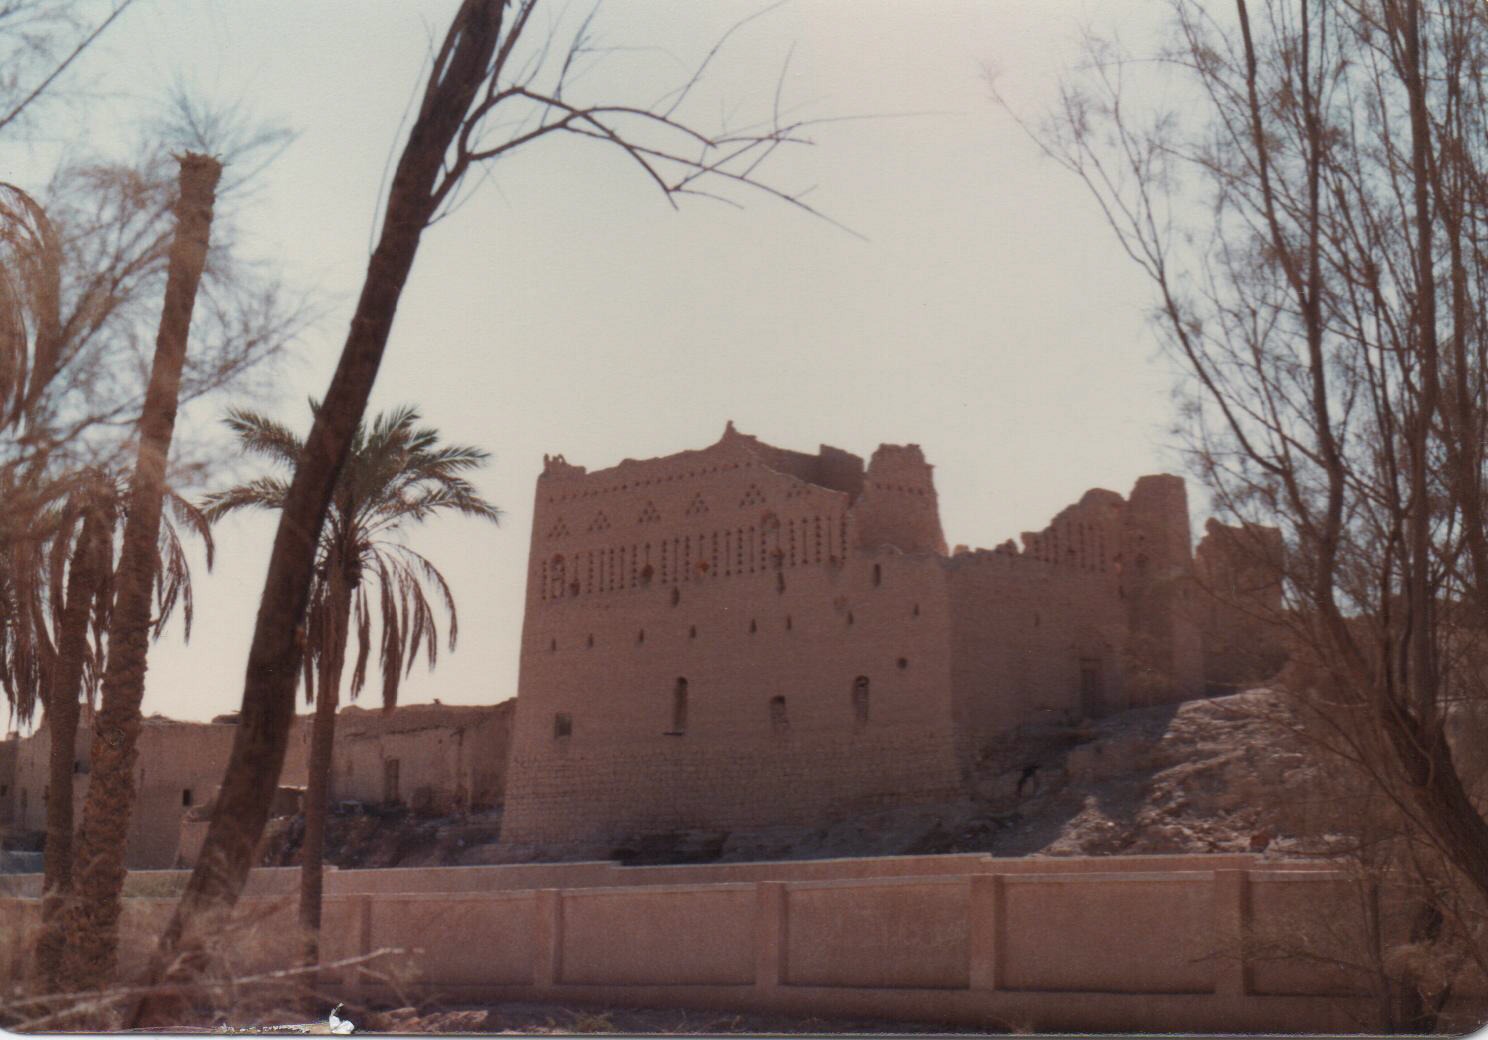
[202,400,500,712]
[349,587,372,700]
[168,489,215,570]
[199,476,292,522]
[220,407,306,468]
[0,182,62,431]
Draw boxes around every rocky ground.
[260,805,504,870]
[261,686,1345,872]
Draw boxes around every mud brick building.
[500,424,1280,857]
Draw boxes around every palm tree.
[201,402,499,964]
[60,153,221,994]
[0,465,210,990]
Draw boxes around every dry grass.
[0,896,409,1033]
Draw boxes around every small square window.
[554,713,573,739]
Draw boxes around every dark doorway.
[383,757,401,805]
[1079,658,1107,717]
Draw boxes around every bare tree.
[1008,0,1488,910]
[0,0,136,139]
[138,0,838,1018]
[8,145,301,486]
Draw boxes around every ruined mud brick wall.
[1117,475,1206,705]
[500,425,1219,855]
[2,699,515,868]
[7,712,91,852]
[4,713,315,868]
[1194,519,1287,692]
[331,700,514,812]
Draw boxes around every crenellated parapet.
[541,453,587,479]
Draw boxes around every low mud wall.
[2,854,1483,1033]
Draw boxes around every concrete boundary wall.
[311,863,1392,1032]
[3,855,1482,1033]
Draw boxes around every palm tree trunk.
[59,154,222,996]
[299,562,350,968]
[143,5,506,1006]
[34,499,109,990]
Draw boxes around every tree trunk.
[140,5,505,1015]
[33,498,109,991]
[298,560,351,969]
[59,154,221,997]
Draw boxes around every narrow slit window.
[853,676,870,726]
[672,678,688,734]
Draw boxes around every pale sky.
[5,1,1191,725]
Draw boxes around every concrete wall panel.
[783,878,968,989]
[1001,874,1215,993]
[1249,874,1374,996]
[371,893,536,987]
[559,885,755,986]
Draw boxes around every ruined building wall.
[2,700,511,868]
[332,701,514,812]
[9,718,245,868]
[1116,475,1205,706]
[500,434,965,854]
[947,551,1126,770]
[1194,519,1288,691]
[7,715,91,854]
[5,715,314,869]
